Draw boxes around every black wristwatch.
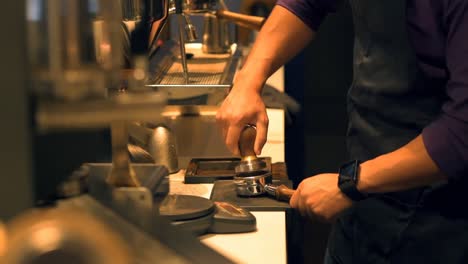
[338,160,367,201]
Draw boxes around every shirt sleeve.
[422,0,468,182]
[275,0,341,31]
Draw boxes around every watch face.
[343,163,355,177]
[338,173,347,185]
[338,160,365,201]
[339,160,359,183]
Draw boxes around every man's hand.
[215,6,315,156]
[216,72,269,155]
[290,173,353,222]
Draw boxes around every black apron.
[326,1,468,263]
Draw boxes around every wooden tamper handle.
[275,185,295,202]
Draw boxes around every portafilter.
[234,125,296,201]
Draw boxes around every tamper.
[234,125,272,196]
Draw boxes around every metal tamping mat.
[158,194,257,235]
[159,194,215,221]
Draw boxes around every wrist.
[236,59,273,91]
[232,72,265,95]
[356,159,378,194]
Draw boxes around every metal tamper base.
[234,125,272,196]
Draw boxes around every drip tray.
[146,42,241,102]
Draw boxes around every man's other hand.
[290,173,353,222]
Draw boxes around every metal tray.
[184,157,272,184]
[146,41,241,103]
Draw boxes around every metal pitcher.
[202,14,231,54]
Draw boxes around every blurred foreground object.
[2,209,131,264]
[27,0,122,101]
[0,221,6,258]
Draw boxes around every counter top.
[200,211,287,264]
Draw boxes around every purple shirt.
[277,0,468,181]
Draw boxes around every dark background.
[284,2,354,262]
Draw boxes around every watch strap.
[338,160,367,201]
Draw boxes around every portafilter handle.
[264,184,296,202]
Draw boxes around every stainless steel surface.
[120,0,170,56]
[57,196,192,264]
[184,15,199,42]
[177,14,190,84]
[159,106,232,164]
[30,1,168,132]
[127,122,179,172]
[56,165,90,198]
[4,195,222,264]
[263,184,276,197]
[158,60,228,85]
[90,163,170,198]
[4,166,231,263]
[56,195,233,264]
[149,0,171,56]
[108,122,141,187]
[127,56,152,92]
[36,92,166,132]
[160,0,201,84]
[234,173,273,197]
[147,41,241,97]
[128,144,155,163]
[235,159,268,175]
[28,0,122,101]
[87,164,168,229]
[184,0,218,13]
[128,122,153,145]
[202,14,231,54]
[147,125,179,173]
[121,0,143,20]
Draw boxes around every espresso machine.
[145,0,265,95]
[0,0,261,263]
[122,0,267,167]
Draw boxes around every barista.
[216,0,468,263]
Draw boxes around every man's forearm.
[358,135,448,194]
[237,5,315,91]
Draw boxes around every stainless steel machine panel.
[147,41,241,100]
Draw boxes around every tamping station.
[234,125,295,202]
